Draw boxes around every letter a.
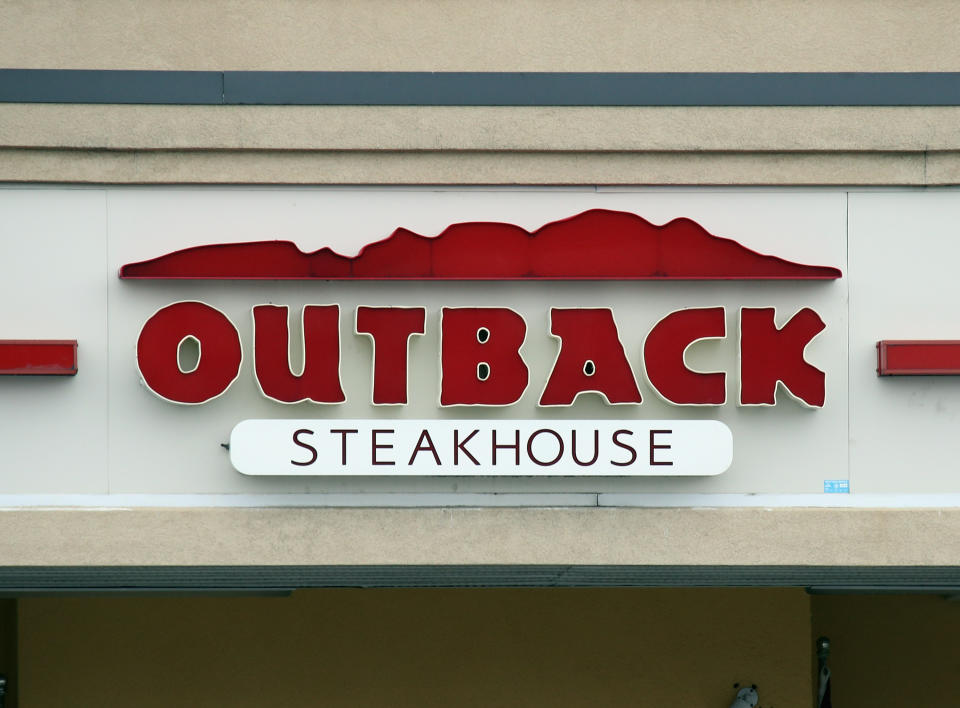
[540,308,642,406]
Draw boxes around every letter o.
[526,428,565,466]
[137,301,242,404]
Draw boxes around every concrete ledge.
[3,0,960,73]
[0,148,934,185]
[3,105,960,151]
[0,507,958,566]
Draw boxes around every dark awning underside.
[1,565,959,595]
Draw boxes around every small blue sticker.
[824,480,850,494]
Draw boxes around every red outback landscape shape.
[119,209,842,280]
[125,209,841,407]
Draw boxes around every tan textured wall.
[0,507,958,566]
[2,0,959,71]
[811,594,960,707]
[18,588,812,708]
[2,105,959,185]
[2,147,943,185]
[2,1,960,184]
[6,105,960,151]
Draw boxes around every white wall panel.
[0,188,109,492]
[1,186,859,498]
[849,190,960,493]
[102,188,846,495]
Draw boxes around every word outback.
[136,302,827,408]
[228,420,734,476]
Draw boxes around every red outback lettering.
[252,304,345,404]
[136,303,827,408]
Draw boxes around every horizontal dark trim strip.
[3,70,960,106]
[0,565,958,593]
[0,69,222,104]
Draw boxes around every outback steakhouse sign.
[120,209,841,477]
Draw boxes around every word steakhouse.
[229,419,733,476]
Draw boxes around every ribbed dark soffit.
[1,566,959,594]
[2,70,960,106]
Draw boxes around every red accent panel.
[739,308,826,407]
[539,309,642,406]
[644,308,726,405]
[440,308,528,406]
[136,302,242,404]
[877,340,960,375]
[119,209,842,281]
[0,340,77,375]
[253,305,345,404]
[355,307,426,404]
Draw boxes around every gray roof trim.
[1,565,959,593]
[2,70,960,106]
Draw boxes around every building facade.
[2,2,960,706]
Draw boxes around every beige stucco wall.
[2,103,958,185]
[5,105,960,152]
[0,507,957,566]
[18,588,813,707]
[4,2,960,185]
[3,147,946,185]
[1,104,959,186]
[2,0,959,72]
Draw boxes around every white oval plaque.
[229,419,733,476]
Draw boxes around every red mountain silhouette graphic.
[119,209,841,280]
